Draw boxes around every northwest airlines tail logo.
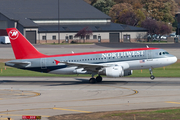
[8,30,19,40]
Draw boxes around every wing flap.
[64,62,108,67]
[63,62,109,72]
[64,62,129,69]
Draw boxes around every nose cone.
[170,56,177,64]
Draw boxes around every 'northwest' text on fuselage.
[102,51,144,58]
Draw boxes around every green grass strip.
[104,108,180,120]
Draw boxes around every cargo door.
[41,58,47,69]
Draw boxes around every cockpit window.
[159,52,169,55]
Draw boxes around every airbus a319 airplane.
[5,28,177,83]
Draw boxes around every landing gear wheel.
[96,76,102,82]
[89,78,96,83]
[150,75,155,80]
[149,67,155,80]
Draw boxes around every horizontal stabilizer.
[5,61,31,68]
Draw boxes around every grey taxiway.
[0,77,180,120]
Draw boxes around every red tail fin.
[6,28,47,59]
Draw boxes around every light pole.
[58,0,60,44]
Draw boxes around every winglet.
[6,28,47,59]
[54,59,60,65]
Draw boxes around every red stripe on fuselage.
[41,48,159,58]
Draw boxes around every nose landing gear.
[149,67,155,80]
[150,75,155,80]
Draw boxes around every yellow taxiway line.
[0,107,91,119]
[166,101,180,104]
[53,107,91,113]
[0,118,13,120]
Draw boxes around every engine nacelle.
[124,70,133,76]
[100,66,133,78]
[105,66,124,78]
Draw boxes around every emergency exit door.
[147,50,153,61]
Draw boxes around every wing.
[63,62,129,72]
[64,62,108,72]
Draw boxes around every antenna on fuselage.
[146,45,149,48]
[72,51,74,54]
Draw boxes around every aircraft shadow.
[0,79,180,86]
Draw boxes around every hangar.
[0,0,147,43]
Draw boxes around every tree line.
[85,0,179,38]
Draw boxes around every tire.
[96,76,102,82]
[89,78,96,83]
[150,75,155,80]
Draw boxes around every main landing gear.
[89,74,102,83]
[149,67,155,80]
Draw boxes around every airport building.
[0,0,147,44]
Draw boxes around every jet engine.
[100,66,133,78]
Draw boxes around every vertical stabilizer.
[6,28,47,59]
